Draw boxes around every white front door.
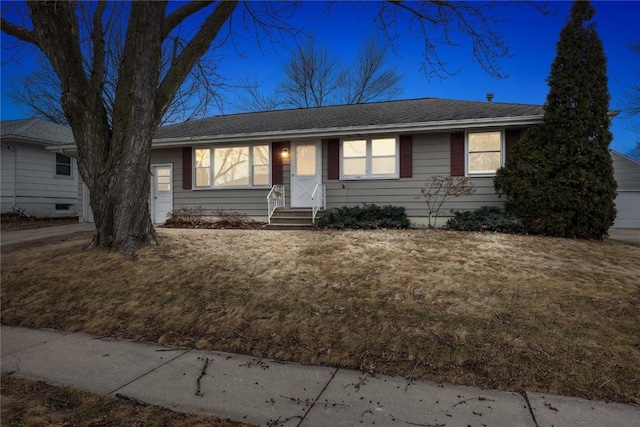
[151,164,173,224]
[291,142,322,208]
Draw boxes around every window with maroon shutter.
[504,129,521,164]
[182,147,192,189]
[399,135,413,178]
[327,138,340,179]
[450,132,465,176]
[272,142,283,185]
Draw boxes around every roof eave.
[152,115,544,148]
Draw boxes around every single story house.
[1,118,78,218]
[73,97,637,228]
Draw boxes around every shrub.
[164,207,263,229]
[416,175,476,227]
[212,208,262,229]
[164,206,209,227]
[445,206,525,234]
[319,204,410,230]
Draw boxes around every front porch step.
[263,208,324,230]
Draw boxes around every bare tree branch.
[0,18,37,45]
[90,1,107,91]
[162,1,215,39]
[157,1,238,123]
[339,38,404,104]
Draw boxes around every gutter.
[152,115,545,148]
[44,115,546,152]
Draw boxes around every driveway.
[608,228,640,245]
[0,223,95,246]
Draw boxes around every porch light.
[282,147,289,158]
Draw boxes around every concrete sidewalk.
[1,326,638,426]
[0,223,94,246]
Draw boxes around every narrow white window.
[195,148,211,187]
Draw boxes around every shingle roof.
[0,118,74,146]
[154,98,544,140]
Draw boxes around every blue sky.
[1,1,639,155]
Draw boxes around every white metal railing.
[311,184,326,223]
[267,185,285,224]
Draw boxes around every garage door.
[614,192,640,228]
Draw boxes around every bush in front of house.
[445,206,525,234]
[164,206,263,229]
[319,204,410,230]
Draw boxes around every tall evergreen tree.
[495,0,617,239]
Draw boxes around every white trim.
[192,143,272,190]
[151,116,544,148]
[465,129,505,177]
[291,141,322,208]
[82,183,94,223]
[151,163,174,224]
[48,116,545,152]
[54,152,73,178]
[340,136,400,180]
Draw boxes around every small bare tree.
[280,38,340,108]
[238,37,403,110]
[417,175,476,227]
[338,38,403,104]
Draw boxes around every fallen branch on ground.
[195,357,209,396]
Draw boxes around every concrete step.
[270,216,314,225]
[263,223,315,231]
[271,208,314,218]
[265,208,324,230]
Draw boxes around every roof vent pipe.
[486,93,494,102]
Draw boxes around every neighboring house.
[1,118,78,218]
[611,150,640,228]
[73,97,637,228]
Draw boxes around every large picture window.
[194,145,270,188]
[467,131,502,175]
[341,137,398,179]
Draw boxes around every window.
[194,145,270,188]
[55,153,72,176]
[55,204,72,211]
[156,168,171,192]
[467,131,502,175]
[341,137,398,179]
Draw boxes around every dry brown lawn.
[0,374,251,426]
[2,228,639,405]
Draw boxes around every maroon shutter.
[450,132,465,176]
[327,138,340,179]
[182,147,192,189]
[399,135,413,178]
[504,128,521,164]
[271,142,283,185]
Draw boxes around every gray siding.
[611,151,640,228]
[151,148,275,219]
[1,144,16,212]
[158,132,509,224]
[1,141,78,217]
[612,151,640,191]
[324,133,503,224]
